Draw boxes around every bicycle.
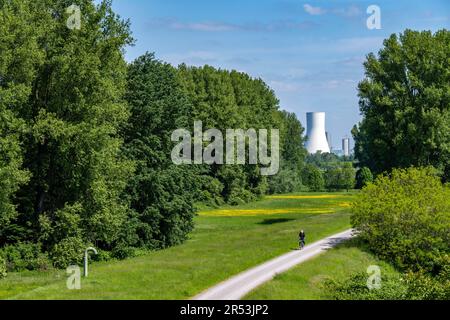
[299,239,305,250]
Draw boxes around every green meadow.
[0,192,353,300]
[244,238,401,300]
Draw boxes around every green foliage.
[324,163,356,191]
[268,111,306,194]
[0,254,6,279]
[306,152,352,170]
[0,1,308,269]
[1,243,51,272]
[268,165,303,194]
[111,244,136,260]
[351,167,450,274]
[50,237,86,269]
[122,53,197,249]
[301,164,325,191]
[326,272,407,300]
[353,29,450,182]
[326,269,449,300]
[0,0,134,266]
[278,111,307,171]
[176,64,306,204]
[355,167,373,189]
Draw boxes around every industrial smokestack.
[342,137,350,157]
[305,112,330,154]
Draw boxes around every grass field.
[244,239,401,300]
[0,192,354,300]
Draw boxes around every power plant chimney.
[305,112,330,154]
[342,137,350,157]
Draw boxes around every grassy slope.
[244,239,401,300]
[0,192,354,300]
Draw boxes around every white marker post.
[84,247,98,277]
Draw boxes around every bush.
[324,163,355,191]
[0,255,6,279]
[403,270,450,300]
[325,272,407,300]
[111,244,136,260]
[268,167,303,194]
[326,270,449,300]
[355,167,373,189]
[91,249,112,262]
[50,237,86,269]
[351,167,450,274]
[1,243,51,272]
[301,164,325,191]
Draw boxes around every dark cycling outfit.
[299,231,306,248]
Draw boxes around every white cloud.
[303,4,326,16]
[170,21,237,32]
[332,5,362,17]
[303,4,362,18]
[162,51,220,66]
[149,18,316,32]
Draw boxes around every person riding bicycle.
[299,230,306,249]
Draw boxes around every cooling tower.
[305,112,330,154]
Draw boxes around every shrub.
[50,237,86,269]
[351,167,450,274]
[111,244,136,260]
[326,270,449,300]
[403,270,450,300]
[325,272,407,300]
[301,164,325,191]
[268,167,303,194]
[0,254,6,279]
[324,163,355,191]
[355,167,373,189]
[1,243,51,272]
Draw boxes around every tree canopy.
[353,29,450,181]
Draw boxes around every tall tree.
[0,0,134,258]
[121,53,198,249]
[353,29,450,181]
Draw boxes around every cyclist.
[299,229,306,250]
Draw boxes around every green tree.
[0,0,134,264]
[0,0,33,243]
[324,163,355,191]
[121,53,198,249]
[268,111,306,194]
[177,64,292,203]
[353,29,450,181]
[302,164,324,191]
[351,167,450,274]
[355,167,373,189]
[340,163,356,191]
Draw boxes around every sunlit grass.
[266,195,344,199]
[199,208,335,216]
[0,192,355,300]
[244,239,401,300]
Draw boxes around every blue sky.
[110,0,449,150]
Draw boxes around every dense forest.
[0,0,308,269]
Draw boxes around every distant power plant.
[305,112,330,154]
[325,131,332,151]
[342,138,350,157]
